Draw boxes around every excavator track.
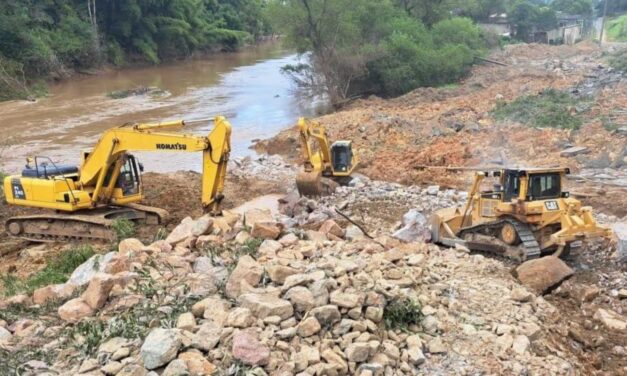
[459,218,541,262]
[5,205,169,243]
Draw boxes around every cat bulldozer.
[295,118,358,196]
[430,167,611,262]
[3,116,232,242]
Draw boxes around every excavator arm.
[79,116,231,212]
[298,117,332,173]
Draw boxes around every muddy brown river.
[0,42,326,173]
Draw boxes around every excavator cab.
[331,141,354,173]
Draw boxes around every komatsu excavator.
[3,116,231,242]
[295,118,358,196]
[430,167,611,262]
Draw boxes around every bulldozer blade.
[296,170,324,197]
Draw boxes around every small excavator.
[295,118,358,196]
[3,116,232,242]
[430,167,611,262]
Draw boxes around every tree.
[510,1,557,40]
[550,0,593,17]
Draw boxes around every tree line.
[0,0,269,101]
[267,0,618,106]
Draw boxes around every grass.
[491,89,589,130]
[607,48,627,72]
[383,298,424,330]
[111,218,136,242]
[0,245,94,297]
[0,346,57,375]
[606,14,627,42]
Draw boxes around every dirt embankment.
[257,42,627,218]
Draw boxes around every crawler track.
[459,218,541,262]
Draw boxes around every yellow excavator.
[295,118,358,196]
[3,116,231,242]
[430,167,611,261]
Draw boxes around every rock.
[191,322,222,351]
[32,283,76,305]
[176,312,196,331]
[266,265,299,285]
[116,364,148,376]
[345,225,365,241]
[560,146,589,157]
[191,215,213,237]
[512,335,530,354]
[618,289,627,299]
[392,209,431,243]
[178,351,216,375]
[319,219,344,238]
[0,326,12,342]
[297,317,321,337]
[321,348,348,374]
[226,308,254,328]
[613,223,627,261]
[238,293,294,319]
[279,233,299,246]
[79,358,99,373]
[118,238,145,255]
[232,331,270,366]
[365,306,383,322]
[162,359,189,376]
[165,217,195,245]
[306,230,328,244]
[593,308,627,331]
[426,337,446,354]
[225,255,264,299]
[426,185,440,195]
[510,287,534,303]
[244,208,274,228]
[68,252,116,287]
[407,347,425,365]
[514,256,574,294]
[580,285,600,302]
[58,298,95,322]
[82,273,115,310]
[310,305,341,326]
[330,291,363,308]
[98,337,129,354]
[101,361,124,375]
[258,240,283,257]
[140,328,182,370]
[345,342,370,362]
[235,230,251,245]
[251,222,282,240]
[285,286,315,313]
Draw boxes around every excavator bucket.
[296,170,323,197]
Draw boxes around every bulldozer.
[295,118,358,196]
[3,116,231,242]
[430,167,611,261]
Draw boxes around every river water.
[0,42,326,173]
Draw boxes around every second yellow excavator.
[295,118,358,196]
[3,116,232,242]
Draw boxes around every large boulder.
[140,328,182,370]
[68,252,117,287]
[32,283,76,305]
[225,256,264,299]
[251,222,282,240]
[232,331,270,366]
[594,308,627,331]
[392,209,431,243]
[178,351,216,375]
[514,256,574,294]
[165,217,195,245]
[81,273,115,310]
[614,223,627,261]
[244,208,273,228]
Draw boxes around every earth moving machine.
[430,167,611,262]
[295,118,358,196]
[3,116,232,242]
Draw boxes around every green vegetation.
[606,14,627,42]
[0,0,270,101]
[491,89,591,130]
[383,298,423,330]
[0,346,57,375]
[111,218,136,242]
[267,0,487,104]
[0,245,94,296]
[607,48,627,71]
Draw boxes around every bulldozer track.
[459,218,541,262]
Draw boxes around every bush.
[111,218,136,242]
[0,245,94,296]
[607,48,627,72]
[491,89,589,130]
[383,298,423,330]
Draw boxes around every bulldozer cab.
[331,141,354,173]
[480,169,567,203]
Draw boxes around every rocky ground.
[1,42,626,376]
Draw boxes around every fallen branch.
[474,56,508,66]
[334,207,386,248]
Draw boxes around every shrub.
[383,298,423,330]
[491,89,589,130]
[111,218,136,242]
